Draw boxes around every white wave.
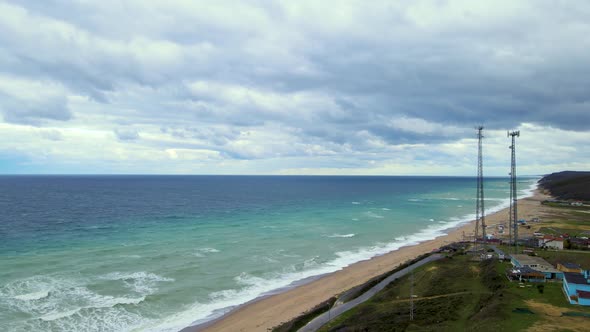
[12,290,50,301]
[1,273,153,330]
[381,208,391,211]
[199,247,220,253]
[40,308,81,321]
[193,247,221,257]
[351,201,361,205]
[101,271,173,283]
[407,198,422,202]
[365,211,384,219]
[234,272,268,287]
[327,233,356,238]
[303,256,321,269]
[351,218,359,221]
[101,271,173,294]
[1,275,57,310]
[119,254,142,259]
[429,218,435,222]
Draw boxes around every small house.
[511,254,564,280]
[538,236,564,250]
[563,272,590,306]
[507,266,546,282]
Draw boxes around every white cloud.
[0,1,589,174]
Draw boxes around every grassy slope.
[319,255,506,332]
[319,254,590,332]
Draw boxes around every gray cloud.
[114,128,140,141]
[39,129,63,141]
[0,93,72,125]
[1,1,590,171]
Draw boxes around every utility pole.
[475,126,486,251]
[410,270,414,321]
[508,131,520,254]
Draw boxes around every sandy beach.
[192,190,550,332]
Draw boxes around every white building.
[538,236,564,250]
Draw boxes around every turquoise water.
[0,176,538,331]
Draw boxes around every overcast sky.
[0,0,589,175]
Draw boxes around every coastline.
[187,189,549,332]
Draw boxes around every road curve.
[298,253,443,332]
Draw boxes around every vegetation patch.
[271,297,337,332]
[538,171,590,201]
[318,255,508,332]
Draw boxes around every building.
[557,262,583,273]
[511,254,564,280]
[506,266,546,282]
[538,236,565,250]
[563,272,590,306]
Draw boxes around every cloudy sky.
[0,0,589,175]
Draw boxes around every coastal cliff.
[538,171,590,201]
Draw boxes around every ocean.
[0,175,538,331]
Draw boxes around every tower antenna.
[508,131,520,254]
[475,126,486,250]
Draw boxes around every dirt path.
[387,291,491,304]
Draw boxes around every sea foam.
[13,290,50,301]
[327,233,356,238]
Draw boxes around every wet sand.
[190,191,549,332]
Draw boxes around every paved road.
[488,245,507,257]
[298,253,443,332]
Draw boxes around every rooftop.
[512,255,551,266]
[542,235,564,241]
[564,272,590,285]
[578,290,590,299]
[512,254,561,273]
[559,262,582,269]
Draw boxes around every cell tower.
[508,131,520,254]
[475,126,486,248]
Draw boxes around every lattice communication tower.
[508,131,520,254]
[475,126,486,247]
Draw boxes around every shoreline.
[186,189,549,332]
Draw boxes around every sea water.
[0,176,538,331]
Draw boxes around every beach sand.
[191,190,550,332]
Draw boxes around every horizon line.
[0,173,545,177]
